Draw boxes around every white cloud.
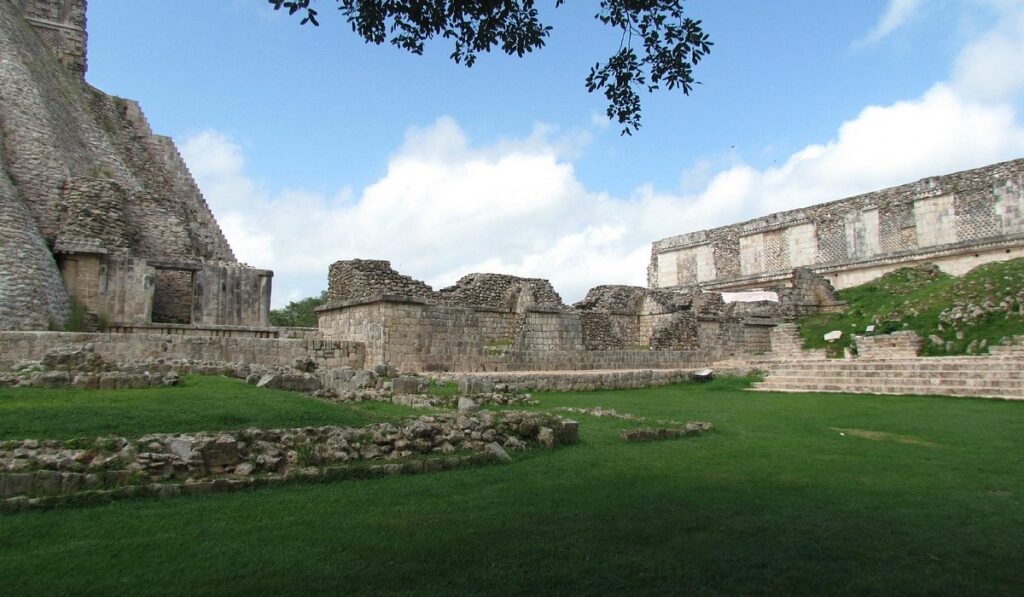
[857,0,924,46]
[952,1,1024,101]
[182,1,1024,308]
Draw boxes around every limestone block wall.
[651,158,1024,291]
[854,331,924,359]
[0,331,366,370]
[517,311,584,352]
[318,298,521,372]
[83,91,235,263]
[317,295,763,371]
[13,0,86,77]
[192,262,272,328]
[57,177,130,250]
[56,254,153,324]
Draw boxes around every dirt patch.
[830,427,940,448]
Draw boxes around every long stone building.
[0,0,272,332]
[649,158,1024,292]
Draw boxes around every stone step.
[757,374,1024,390]
[751,377,1023,394]
[751,354,1024,400]
[767,361,1024,373]
[749,382,1021,399]
[766,367,1024,378]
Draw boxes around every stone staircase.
[768,323,827,360]
[750,356,1024,400]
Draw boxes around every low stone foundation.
[1,410,579,509]
[436,368,699,392]
[0,331,366,371]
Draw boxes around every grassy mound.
[799,258,1024,355]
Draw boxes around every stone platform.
[751,356,1024,400]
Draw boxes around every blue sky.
[85,1,1024,305]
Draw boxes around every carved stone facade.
[650,158,1024,292]
[0,0,272,330]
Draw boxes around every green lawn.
[0,375,413,440]
[1,378,1022,595]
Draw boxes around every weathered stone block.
[5,473,33,496]
[391,375,426,395]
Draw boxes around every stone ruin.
[6,0,1014,396]
[0,0,272,333]
[650,157,1024,293]
[314,259,824,372]
[0,0,850,387]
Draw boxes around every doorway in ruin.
[151,267,195,324]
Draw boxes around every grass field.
[1,376,1022,595]
[0,375,413,440]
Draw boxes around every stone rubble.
[0,410,579,509]
[619,422,714,442]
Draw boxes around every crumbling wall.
[774,267,842,319]
[325,259,436,304]
[439,273,565,310]
[317,262,777,371]
[575,285,700,350]
[651,158,1024,291]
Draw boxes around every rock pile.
[0,349,181,389]
[619,422,714,442]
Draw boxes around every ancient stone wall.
[439,273,565,310]
[0,331,366,371]
[152,269,193,324]
[479,349,709,373]
[12,0,86,77]
[318,262,776,371]
[854,331,924,359]
[0,3,265,330]
[773,267,842,319]
[0,138,70,330]
[437,368,700,392]
[573,285,744,352]
[651,158,1024,292]
[325,259,436,304]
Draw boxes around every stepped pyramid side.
[0,1,271,329]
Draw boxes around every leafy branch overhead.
[269,0,711,134]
